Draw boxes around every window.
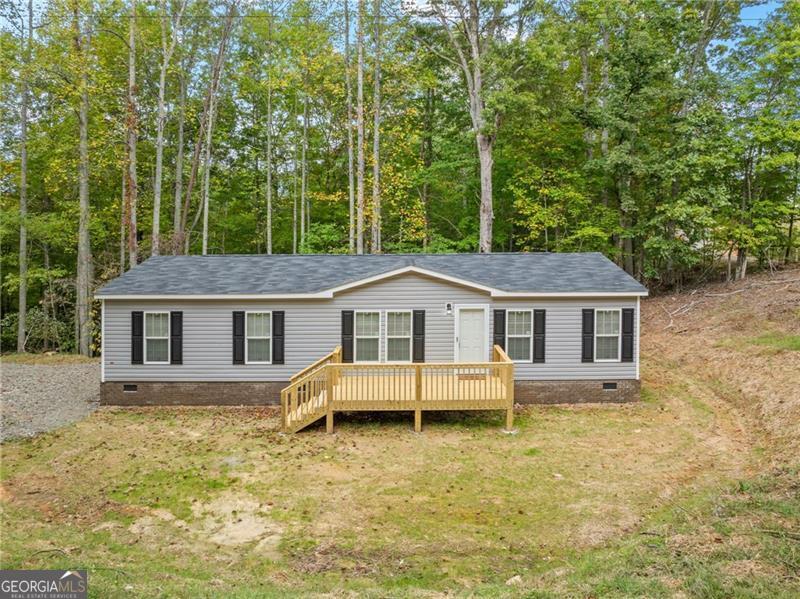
[246,312,271,364]
[355,311,380,362]
[595,309,621,361]
[386,311,412,362]
[145,312,170,364]
[506,310,532,362]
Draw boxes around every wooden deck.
[280,346,514,433]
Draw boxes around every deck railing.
[281,345,514,433]
[281,346,341,431]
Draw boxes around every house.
[95,253,648,431]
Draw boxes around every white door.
[457,308,486,362]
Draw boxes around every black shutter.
[232,311,245,365]
[272,311,285,364]
[493,309,506,349]
[170,311,183,365]
[621,308,634,362]
[131,311,143,364]
[412,310,425,363]
[341,311,354,363]
[581,309,594,363]
[533,309,546,363]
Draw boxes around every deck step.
[284,391,327,433]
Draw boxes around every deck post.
[505,362,515,431]
[414,364,422,432]
[326,365,334,434]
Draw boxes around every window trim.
[384,310,413,364]
[354,310,382,363]
[245,310,272,365]
[506,309,533,363]
[143,311,170,365]
[594,308,622,363]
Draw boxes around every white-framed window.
[386,311,412,362]
[506,310,533,362]
[595,309,621,362]
[246,311,271,364]
[144,312,170,364]
[355,311,381,362]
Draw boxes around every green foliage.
[1,0,798,352]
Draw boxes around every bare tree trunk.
[178,6,235,252]
[119,172,126,274]
[292,98,298,254]
[200,90,216,255]
[265,9,273,255]
[126,0,138,266]
[370,0,381,253]
[173,72,186,234]
[786,157,798,262]
[17,0,32,352]
[152,0,186,256]
[74,3,92,357]
[420,86,434,248]
[300,93,308,251]
[345,0,355,253]
[600,24,609,207]
[356,0,365,254]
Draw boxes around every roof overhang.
[95,265,649,300]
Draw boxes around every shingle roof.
[95,253,648,297]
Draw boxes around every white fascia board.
[492,290,649,298]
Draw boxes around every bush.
[1,308,71,353]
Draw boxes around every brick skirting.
[101,379,639,406]
[101,381,286,406]
[514,379,640,404]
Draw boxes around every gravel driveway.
[1,362,100,442]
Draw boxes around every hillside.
[642,265,800,461]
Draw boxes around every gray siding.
[103,272,639,382]
[494,297,638,380]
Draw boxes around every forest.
[1,0,798,355]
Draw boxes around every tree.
[152,0,187,256]
[16,0,33,351]
[125,0,138,267]
[345,0,355,253]
[356,0,366,254]
[370,0,382,253]
[427,0,507,253]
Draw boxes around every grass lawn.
[2,360,796,597]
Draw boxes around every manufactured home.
[96,253,648,431]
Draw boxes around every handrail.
[289,345,342,383]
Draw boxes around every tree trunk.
[600,24,609,207]
[345,0,355,253]
[420,86,434,248]
[152,0,186,256]
[477,132,493,253]
[265,10,273,255]
[300,93,308,251]
[119,172,126,274]
[126,0,138,266]
[74,3,92,357]
[579,46,593,160]
[173,72,186,236]
[17,0,32,352]
[178,6,235,252]
[292,98,298,254]
[200,89,216,255]
[356,0,365,254]
[370,0,382,253]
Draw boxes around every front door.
[457,308,486,362]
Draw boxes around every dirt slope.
[641,265,800,462]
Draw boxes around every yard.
[1,268,798,597]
